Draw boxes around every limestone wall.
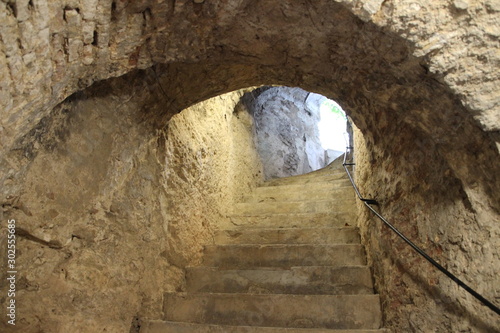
[0,0,499,332]
[1,1,498,154]
[0,73,262,332]
[0,72,176,332]
[163,90,263,266]
[353,123,500,332]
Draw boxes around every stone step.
[163,293,382,329]
[234,200,355,215]
[201,244,366,268]
[254,180,352,193]
[263,174,350,187]
[185,266,373,295]
[214,227,360,245]
[227,212,357,229]
[140,320,390,333]
[243,185,355,203]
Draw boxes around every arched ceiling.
[0,2,498,331]
[1,0,498,143]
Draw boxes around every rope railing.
[342,145,500,316]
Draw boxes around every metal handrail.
[342,145,500,316]
[342,148,378,205]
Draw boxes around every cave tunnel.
[0,0,499,332]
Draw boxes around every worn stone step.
[214,227,360,245]
[252,180,352,193]
[163,293,382,329]
[201,244,366,268]
[234,200,354,215]
[243,185,355,203]
[263,173,350,186]
[140,320,390,332]
[185,266,373,295]
[227,212,357,229]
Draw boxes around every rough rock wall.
[243,87,326,179]
[0,72,262,332]
[0,72,178,332]
[163,90,263,267]
[1,0,498,154]
[353,124,500,333]
[0,0,499,332]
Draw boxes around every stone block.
[81,0,99,20]
[82,44,94,65]
[201,244,366,268]
[67,38,83,62]
[163,293,382,329]
[186,265,373,295]
[82,21,96,44]
[22,52,36,66]
[213,227,360,245]
[64,8,82,38]
[14,0,31,22]
[360,0,385,21]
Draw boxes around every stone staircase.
[140,162,387,332]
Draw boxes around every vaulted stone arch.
[0,0,498,332]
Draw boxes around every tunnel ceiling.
[1,0,498,140]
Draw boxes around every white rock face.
[244,87,327,180]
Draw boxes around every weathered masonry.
[0,1,498,332]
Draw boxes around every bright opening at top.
[318,98,349,153]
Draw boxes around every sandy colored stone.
[163,293,382,329]
[185,266,373,295]
[213,227,360,245]
[0,0,498,332]
[202,244,366,269]
[0,78,262,332]
[142,321,391,333]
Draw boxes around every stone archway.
[1,1,498,332]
